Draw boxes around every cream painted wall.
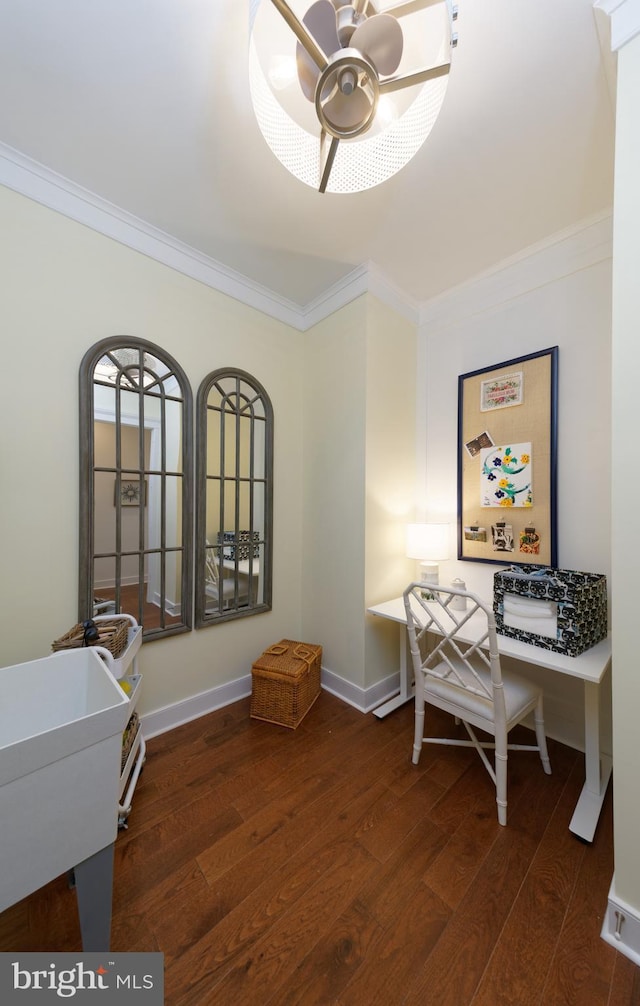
[0,185,304,717]
[418,216,613,751]
[609,27,640,917]
[300,299,368,688]
[364,298,417,688]
[300,295,418,696]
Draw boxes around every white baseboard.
[140,664,401,738]
[148,590,180,617]
[601,877,640,966]
[320,666,401,714]
[141,674,253,738]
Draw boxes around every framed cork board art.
[457,347,558,565]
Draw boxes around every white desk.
[367,596,612,843]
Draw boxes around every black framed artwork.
[457,347,558,566]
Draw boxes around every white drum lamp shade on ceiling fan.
[249,0,458,194]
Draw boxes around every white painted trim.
[419,212,613,334]
[594,0,640,49]
[298,265,369,329]
[297,261,420,328]
[367,261,421,325]
[0,140,418,331]
[141,674,253,738]
[601,877,640,965]
[148,590,180,617]
[138,659,589,747]
[0,140,611,334]
[321,665,402,714]
[0,141,305,329]
[139,661,403,738]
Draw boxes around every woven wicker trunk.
[250,639,322,729]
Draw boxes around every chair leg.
[412,705,425,765]
[495,733,508,826]
[534,695,552,775]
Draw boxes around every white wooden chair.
[204,542,248,611]
[403,581,551,825]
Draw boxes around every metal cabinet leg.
[73,842,115,952]
[373,625,415,718]
[569,679,612,843]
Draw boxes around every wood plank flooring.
[94,583,182,630]
[2,691,639,1005]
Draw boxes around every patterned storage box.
[494,564,607,656]
[218,530,260,561]
[251,639,322,728]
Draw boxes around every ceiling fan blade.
[296,0,341,100]
[304,0,341,54]
[350,14,403,76]
[270,0,329,72]
[323,85,371,131]
[297,48,321,100]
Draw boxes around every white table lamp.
[406,522,450,593]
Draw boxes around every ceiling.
[0,0,616,315]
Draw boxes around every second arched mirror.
[196,369,273,626]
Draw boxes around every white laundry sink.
[0,647,130,912]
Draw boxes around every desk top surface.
[367,596,611,684]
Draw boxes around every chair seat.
[425,657,542,728]
[404,581,551,825]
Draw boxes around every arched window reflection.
[79,338,193,639]
[196,368,273,626]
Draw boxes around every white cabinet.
[93,614,146,829]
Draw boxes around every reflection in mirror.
[196,369,273,626]
[79,338,193,640]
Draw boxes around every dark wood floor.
[95,583,182,630]
[2,692,639,1005]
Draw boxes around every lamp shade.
[406,522,450,561]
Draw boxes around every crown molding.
[0,141,419,332]
[594,0,640,49]
[4,140,600,337]
[0,141,305,328]
[418,210,613,333]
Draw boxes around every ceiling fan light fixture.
[249,0,458,194]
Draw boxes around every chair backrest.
[205,540,222,590]
[403,582,505,715]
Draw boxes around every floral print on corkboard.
[481,443,532,508]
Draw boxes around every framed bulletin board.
[457,347,558,565]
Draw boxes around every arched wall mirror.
[196,368,273,626]
[79,337,193,640]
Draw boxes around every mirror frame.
[79,336,194,640]
[195,367,273,627]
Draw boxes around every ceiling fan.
[261,0,458,192]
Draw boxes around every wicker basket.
[250,639,322,729]
[121,711,140,771]
[52,617,129,658]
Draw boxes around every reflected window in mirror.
[79,338,193,640]
[196,368,273,626]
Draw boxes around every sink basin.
[0,647,130,912]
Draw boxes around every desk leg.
[373,625,415,718]
[569,679,612,843]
